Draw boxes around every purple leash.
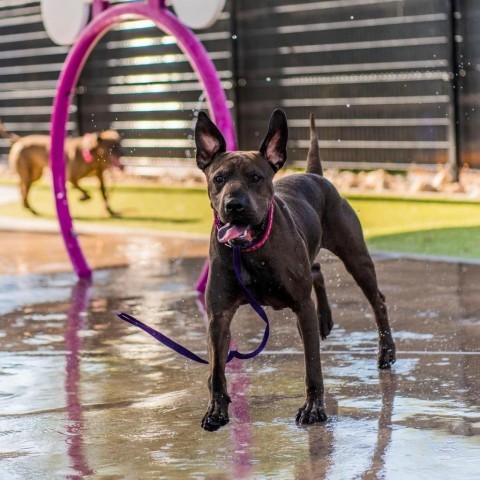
[117,246,270,364]
[116,311,209,364]
[228,246,270,361]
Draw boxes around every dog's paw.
[296,398,327,425]
[201,397,230,432]
[378,341,396,369]
[319,309,333,340]
[108,210,122,218]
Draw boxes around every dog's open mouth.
[217,223,254,245]
[215,203,274,248]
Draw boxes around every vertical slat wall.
[2,0,479,171]
[459,2,480,168]
[0,1,72,159]
[235,0,455,169]
[77,0,235,173]
[0,0,235,171]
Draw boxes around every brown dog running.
[0,120,123,216]
[195,109,396,432]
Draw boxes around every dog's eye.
[250,174,262,183]
[213,175,225,184]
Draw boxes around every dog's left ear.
[82,132,99,151]
[195,112,227,171]
[259,109,288,172]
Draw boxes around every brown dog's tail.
[306,113,323,176]
[0,118,19,143]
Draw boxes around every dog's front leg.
[294,298,328,424]
[202,305,237,431]
[71,179,91,202]
[97,172,120,217]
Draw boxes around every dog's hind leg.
[311,262,333,339]
[71,179,91,201]
[20,180,35,213]
[335,247,395,369]
[16,162,37,214]
[19,179,28,208]
[324,201,396,369]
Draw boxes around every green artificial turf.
[347,195,480,259]
[0,183,213,234]
[1,183,479,259]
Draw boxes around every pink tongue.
[217,223,251,243]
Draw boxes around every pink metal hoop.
[50,1,235,282]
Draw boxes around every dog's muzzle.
[214,201,274,251]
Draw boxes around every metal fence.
[0,0,478,171]
[0,1,71,148]
[76,0,235,173]
[235,0,456,169]
[457,0,480,168]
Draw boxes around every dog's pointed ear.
[195,112,227,171]
[259,109,288,172]
[82,132,99,151]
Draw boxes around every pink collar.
[214,201,275,252]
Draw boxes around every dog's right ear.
[82,132,99,151]
[195,112,227,171]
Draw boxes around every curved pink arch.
[51,1,235,281]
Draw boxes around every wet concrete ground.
[0,230,479,479]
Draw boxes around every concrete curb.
[1,215,478,266]
[0,216,210,241]
[370,250,480,266]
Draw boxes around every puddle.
[0,239,479,478]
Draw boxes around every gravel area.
[2,163,480,200]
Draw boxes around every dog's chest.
[240,257,297,310]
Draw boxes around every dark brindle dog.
[195,109,396,432]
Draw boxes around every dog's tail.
[0,118,19,143]
[306,113,323,176]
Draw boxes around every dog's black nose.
[225,197,245,213]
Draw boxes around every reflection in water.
[297,371,397,480]
[362,370,397,479]
[196,293,253,478]
[64,279,94,479]
[229,358,253,478]
[0,255,478,478]
[296,394,337,480]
